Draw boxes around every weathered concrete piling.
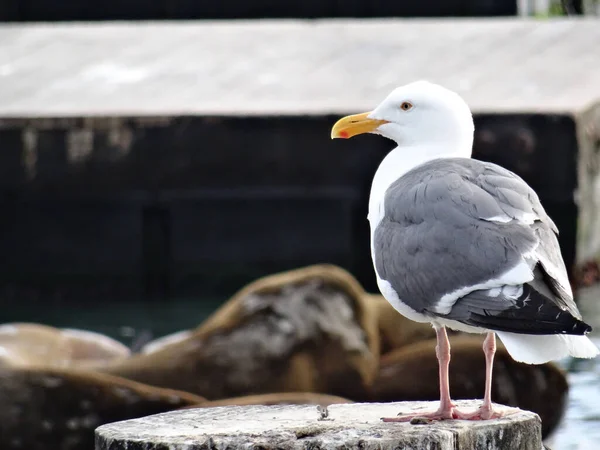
[95,400,542,449]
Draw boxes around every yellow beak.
[330,112,389,139]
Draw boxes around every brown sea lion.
[98,264,380,400]
[185,392,352,409]
[366,294,437,353]
[370,334,568,438]
[0,366,205,450]
[139,329,193,355]
[0,323,130,368]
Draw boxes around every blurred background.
[0,1,599,449]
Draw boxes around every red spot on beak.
[339,131,349,138]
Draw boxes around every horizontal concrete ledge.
[1,19,600,117]
[94,400,543,450]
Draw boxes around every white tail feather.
[496,332,600,365]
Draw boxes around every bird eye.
[400,102,413,111]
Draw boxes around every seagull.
[330,81,599,421]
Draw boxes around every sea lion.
[0,323,130,368]
[139,329,193,355]
[98,264,380,400]
[366,294,437,353]
[184,392,352,409]
[0,366,204,450]
[370,334,568,438]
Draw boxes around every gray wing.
[374,157,589,335]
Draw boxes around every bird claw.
[452,405,516,420]
[381,406,457,423]
[381,404,517,423]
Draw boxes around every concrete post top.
[95,400,542,450]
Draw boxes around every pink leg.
[453,332,509,420]
[435,325,454,414]
[482,332,496,413]
[382,326,456,422]
[381,330,517,423]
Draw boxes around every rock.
[0,323,130,368]
[95,401,543,450]
[98,265,380,400]
[0,366,205,450]
[370,335,568,438]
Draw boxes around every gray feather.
[373,157,568,318]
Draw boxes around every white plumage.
[497,332,600,365]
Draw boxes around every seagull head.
[331,80,475,155]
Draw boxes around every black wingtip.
[460,284,594,336]
[574,320,593,335]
